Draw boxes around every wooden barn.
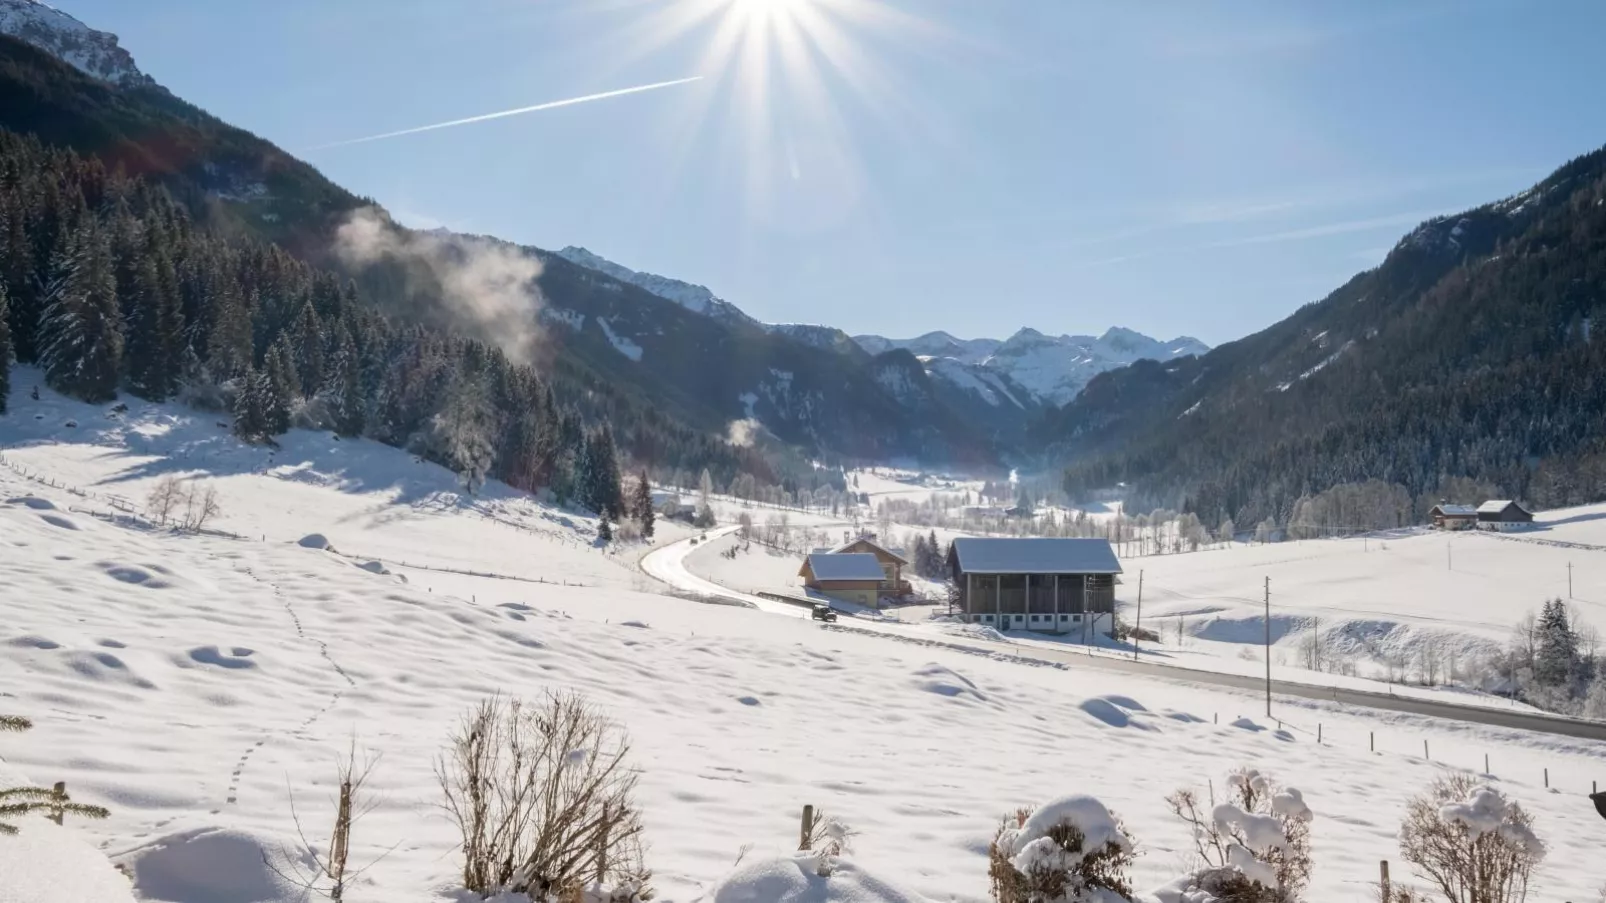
[947,537,1121,636]
[1477,500,1534,531]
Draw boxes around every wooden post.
[1485,753,1490,775]
[1380,860,1391,901]
[1423,739,1429,760]
[1133,570,1144,661]
[1318,723,1322,745]
[800,804,815,851]
[49,782,65,825]
[1370,731,1374,752]
[1264,576,1272,718]
[1544,767,1548,789]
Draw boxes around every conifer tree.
[264,335,297,436]
[331,328,365,437]
[0,280,11,414]
[635,470,655,539]
[124,238,183,400]
[292,301,324,398]
[232,363,269,443]
[597,511,613,544]
[39,220,123,402]
[1535,598,1579,687]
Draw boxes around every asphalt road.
[639,533,1606,742]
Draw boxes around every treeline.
[0,130,801,509]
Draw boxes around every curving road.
[640,532,1606,742]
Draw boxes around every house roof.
[831,537,909,564]
[804,553,887,582]
[950,538,1122,575]
[1433,504,1478,517]
[1477,500,1526,514]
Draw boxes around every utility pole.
[1132,569,1144,661]
[1447,539,1452,572]
[1264,576,1272,718]
[1569,561,1574,599]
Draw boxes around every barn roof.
[1478,500,1517,514]
[1434,504,1478,516]
[950,538,1122,575]
[804,553,887,582]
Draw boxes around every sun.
[598,0,945,224]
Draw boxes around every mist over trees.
[0,129,842,511]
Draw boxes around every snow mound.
[0,762,136,903]
[705,853,930,902]
[358,559,391,575]
[296,533,333,550]
[5,495,55,510]
[120,827,301,903]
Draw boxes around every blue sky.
[59,0,1606,345]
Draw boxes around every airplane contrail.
[307,76,704,150]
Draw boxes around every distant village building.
[799,553,888,609]
[1477,500,1534,531]
[830,536,910,595]
[1429,503,1479,531]
[948,538,1121,636]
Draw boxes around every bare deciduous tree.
[438,692,652,900]
[1400,773,1543,903]
[146,475,183,526]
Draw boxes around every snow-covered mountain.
[555,246,759,329]
[0,0,151,86]
[856,327,1209,407]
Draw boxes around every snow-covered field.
[1124,519,1606,688]
[5,383,1606,902]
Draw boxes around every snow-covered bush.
[1161,768,1313,902]
[988,795,1135,903]
[1399,773,1543,903]
[437,693,653,900]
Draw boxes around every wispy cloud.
[1206,210,1442,248]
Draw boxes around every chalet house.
[799,553,888,609]
[830,536,910,595]
[948,537,1121,636]
[1477,500,1534,531]
[1429,504,1479,530]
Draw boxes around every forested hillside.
[1045,146,1606,528]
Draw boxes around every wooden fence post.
[1370,731,1374,753]
[1544,767,1548,789]
[1423,739,1429,760]
[1380,860,1390,901]
[799,805,815,851]
[49,782,66,825]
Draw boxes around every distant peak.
[0,0,152,87]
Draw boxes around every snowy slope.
[3,384,1606,902]
[556,246,759,329]
[0,0,151,86]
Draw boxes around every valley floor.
[3,383,1606,902]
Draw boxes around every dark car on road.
[811,604,837,622]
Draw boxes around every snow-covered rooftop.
[1434,504,1478,517]
[804,552,887,581]
[1477,500,1525,514]
[951,538,1121,575]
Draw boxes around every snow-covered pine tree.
[332,327,366,437]
[124,236,184,401]
[635,470,655,539]
[232,363,270,442]
[292,301,325,398]
[205,284,253,380]
[264,334,297,437]
[597,511,613,544]
[1534,598,1579,687]
[0,279,12,414]
[39,220,123,403]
